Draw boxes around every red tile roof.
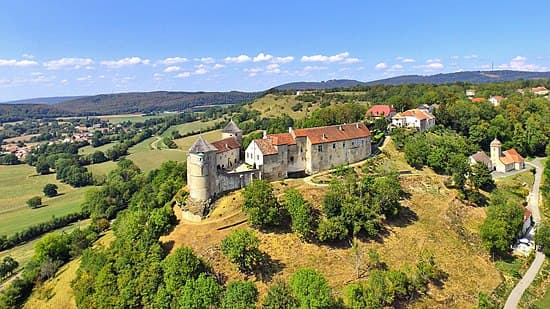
[293,122,371,145]
[393,109,435,121]
[501,149,524,164]
[210,137,241,153]
[253,139,278,155]
[471,97,486,103]
[523,207,532,223]
[532,86,548,92]
[267,133,296,145]
[366,105,396,117]
[491,95,504,101]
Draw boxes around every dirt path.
[150,136,162,150]
[504,158,546,309]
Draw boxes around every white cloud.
[76,75,92,81]
[301,52,355,63]
[224,54,251,63]
[194,67,208,75]
[253,53,273,62]
[60,79,68,84]
[43,57,93,70]
[199,57,215,64]
[22,54,34,59]
[265,63,281,74]
[176,72,191,78]
[244,67,263,77]
[164,66,181,73]
[402,58,416,63]
[426,62,444,69]
[158,57,188,65]
[464,54,479,59]
[0,59,39,67]
[426,58,441,63]
[498,55,545,71]
[271,56,294,64]
[213,63,225,69]
[303,65,327,71]
[342,57,360,64]
[100,57,150,68]
[392,64,404,69]
[450,55,460,60]
[375,62,388,69]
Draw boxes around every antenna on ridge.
[491,61,494,71]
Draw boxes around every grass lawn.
[78,142,114,155]
[173,129,222,152]
[161,119,220,138]
[0,165,91,237]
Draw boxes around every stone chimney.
[338,125,343,131]
[263,130,267,138]
[288,127,293,134]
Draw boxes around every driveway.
[504,158,545,309]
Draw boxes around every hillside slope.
[54,91,261,114]
[2,96,85,105]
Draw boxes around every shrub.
[26,196,42,209]
[43,183,58,197]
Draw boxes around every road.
[504,158,546,309]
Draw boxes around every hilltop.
[2,96,85,105]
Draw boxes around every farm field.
[78,142,114,155]
[0,165,91,237]
[173,129,222,152]
[161,119,221,138]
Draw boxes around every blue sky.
[1,0,549,101]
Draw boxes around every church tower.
[490,138,502,169]
[187,136,218,202]
[221,119,242,145]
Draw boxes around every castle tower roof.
[189,135,218,153]
[490,138,502,147]
[222,119,242,133]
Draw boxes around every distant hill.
[54,91,261,115]
[2,96,85,105]
[274,70,550,90]
[0,104,72,122]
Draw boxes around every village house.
[391,109,436,131]
[187,120,372,203]
[466,89,476,98]
[531,86,549,96]
[366,105,396,120]
[469,151,492,170]
[488,95,504,106]
[489,138,525,172]
[470,97,486,103]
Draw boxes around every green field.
[0,219,91,268]
[161,119,221,138]
[78,142,114,155]
[174,129,222,152]
[0,165,91,237]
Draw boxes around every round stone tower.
[187,136,218,202]
[221,119,242,145]
[490,138,502,168]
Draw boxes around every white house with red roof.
[490,138,525,172]
[488,95,505,107]
[391,109,436,131]
[531,86,549,96]
[366,105,396,120]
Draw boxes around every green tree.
[90,150,107,164]
[242,180,281,227]
[480,196,524,255]
[371,175,402,217]
[317,217,348,242]
[0,256,19,279]
[162,246,208,296]
[470,162,494,191]
[284,190,314,239]
[534,222,550,255]
[35,160,50,175]
[178,274,222,309]
[221,229,263,272]
[34,232,70,263]
[220,281,258,309]
[289,268,332,309]
[43,183,58,197]
[26,196,42,209]
[262,279,299,309]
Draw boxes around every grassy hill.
[54,91,261,115]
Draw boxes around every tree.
[470,162,494,191]
[35,160,50,175]
[480,195,524,256]
[317,217,348,242]
[371,175,402,217]
[178,274,222,309]
[0,256,19,279]
[162,246,208,295]
[262,279,299,309]
[534,222,550,255]
[34,232,71,263]
[242,180,281,227]
[26,196,42,209]
[284,190,314,239]
[43,183,58,197]
[289,268,332,309]
[90,151,107,164]
[220,281,258,309]
[221,229,263,272]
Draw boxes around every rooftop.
[222,119,242,133]
[366,105,396,117]
[393,109,435,121]
[470,151,491,165]
[188,135,218,153]
[210,137,241,153]
[293,122,371,145]
[253,138,278,155]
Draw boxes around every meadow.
[0,165,91,237]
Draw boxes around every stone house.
[469,151,492,170]
[488,95,504,107]
[391,109,436,131]
[366,105,396,120]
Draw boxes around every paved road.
[504,158,546,309]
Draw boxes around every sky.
[1,0,550,101]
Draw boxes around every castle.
[187,120,372,204]
[469,138,525,173]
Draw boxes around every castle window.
[332,143,335,149]
[256,155,259,160]
[343,142,346,147]
[290,156,294,162]
[352,141,354,146]
[318,145,323,152]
